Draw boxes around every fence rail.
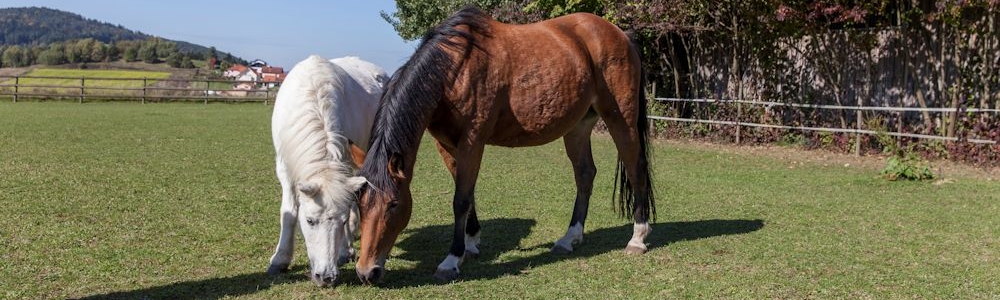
[0,75,276,104]
[649,97,998,148]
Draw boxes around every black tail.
[614,32,656,222]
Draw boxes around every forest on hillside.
[0,7,245,68]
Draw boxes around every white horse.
[267,55,386,287]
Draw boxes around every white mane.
[271,55,384,206]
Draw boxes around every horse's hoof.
[433,268,460,282]
[550,244,573,255]
[623,245,647,255]
[464,250,480,260]
[266,264,289,275]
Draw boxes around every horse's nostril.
[313,273,337,287]
[369,267,383,283]
[358,266,383,284]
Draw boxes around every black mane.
[360,6,491,202]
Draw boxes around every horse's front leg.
[268,160,298,275]
[433,142,485,282]
[435,140,482,260]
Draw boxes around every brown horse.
[355,7,656,283]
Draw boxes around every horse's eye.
[306,218,317,226]
[388,200,399,209]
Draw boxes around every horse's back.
[272,55,385,160]
[330,56,389,98]
[329,56,387,149]
[468,13,638,147]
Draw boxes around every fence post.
[13,76,18,103]
[204,80,209,104]
[855,109,862,156]
[142,77,147,104]
[79,77,85,104]
[736,102,742,144]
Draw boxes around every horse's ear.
[345,176,367,193]
[348,140,367,169]
[388,152,406,180]
[297,181,320,197]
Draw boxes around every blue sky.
[1,0,417,72]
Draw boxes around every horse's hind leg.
[268,158,297,274]
[552,112,599,254]
[594,91,654,255]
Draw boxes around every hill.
[0,6,239,60]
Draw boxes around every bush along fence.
[0,75,275,104]
[648,95,1000,167]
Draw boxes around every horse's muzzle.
[312,272,338,287]
[357,266,383,285]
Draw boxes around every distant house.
[248,59,268,74]
[223,59,285,89]
[223,64,249,78]
[260,66,286,88]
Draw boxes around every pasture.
[1,102,998,299]
[5,68,172,92]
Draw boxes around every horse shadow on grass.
[76,265,310,300]
[77,218,763,298]
[379,217,765,289]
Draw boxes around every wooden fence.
[649,97,998,155]
[0,75,275,104]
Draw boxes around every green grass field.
[1,102,998,299]
[1,68,171,94]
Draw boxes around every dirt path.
[0,66,35,78]
[663,138,1000,182]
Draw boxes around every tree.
[380,0,512,41]
[165,51,182,67]
[74,38,99,62]
[138,41,157,63]
[105,43,120,61]
[37,44,67,65]
[2,45,32,67]
[156,40,177,60]
[123,46,138,62]
[65,41,82,63]
[207,46,217,61]
[88,40,108,62]
[180,54,195,68]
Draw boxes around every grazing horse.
[355,7,655,283]
[267,55,386,287]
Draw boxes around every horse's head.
[356,152,412,284]
[295,172,367,287]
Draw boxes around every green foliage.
[37,44,66,65]
[380,0,512,41]
[881,154,935,181]
[165,52,181,68]
[180,55,195,69]
[138,42,158,63]
[524,0,604,18]
[778,133,807,147]
[870,117,935,181]
[122,46,138,62]
[2,45,32,67]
